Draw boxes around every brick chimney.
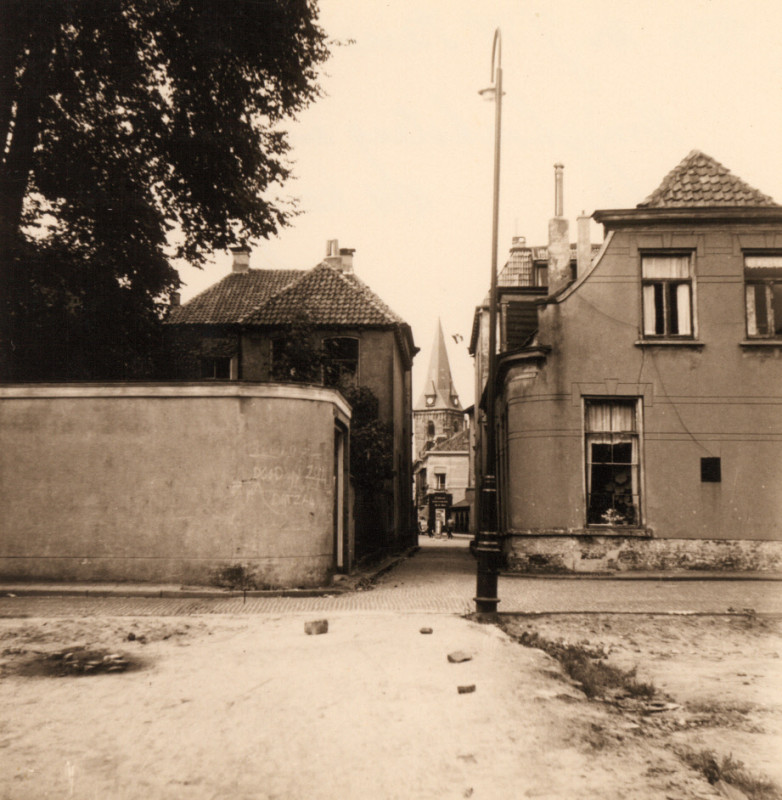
[323,239,355,272]
[547,163,571,295]
[339,247,355,273]
[230,245,251,273]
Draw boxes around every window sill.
[739,339,782,348]
[584,526,653,537]
[505,528,654,538]
[634,339,704,348]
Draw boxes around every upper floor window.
[323,337,359,387]
[641,254,693,338]
[435,472,446,490]
[744,254,782,339]
[201,357,232,380]
[426,420,435,438]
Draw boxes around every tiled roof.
[430,428,470,452]
[638,150,778,208]
[241,264,406,327]
[168,264,406,329]
[167,269,304,324]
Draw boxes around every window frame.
[640,252,695,340]
[583,397,643,528]
[200,356,234,380]
[322,336,360,387]
[743,252,782,340]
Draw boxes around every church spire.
[415,319,461,411]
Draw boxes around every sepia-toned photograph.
[1,1,781,797]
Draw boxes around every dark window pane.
[611,443,632,464]
[591,444,612,463]
[587,493,611,524]
[590,463,613,493]
[214,358,230,379]
[201,357,230,379]
[668,283,679,334]
[324,337,359,360]
[772,284,782,336]
[323,337,359,387]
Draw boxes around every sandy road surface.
[3,609,773,800]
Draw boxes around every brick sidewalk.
[2,539,781,616]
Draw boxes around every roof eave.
[593,206,782,229]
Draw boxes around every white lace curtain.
[585,401,636,433]
[642,255,690,279]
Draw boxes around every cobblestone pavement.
[1,537,781,617]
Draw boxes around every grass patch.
[509,628,656,700]
[677,748,782,800]
[686,699,758,716]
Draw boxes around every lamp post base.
[474,534,502,614]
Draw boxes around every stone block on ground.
[448,650,472,663]
[304,620,328,635]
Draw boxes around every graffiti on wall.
[230,442,331,519]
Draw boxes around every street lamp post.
[474,29,503,615]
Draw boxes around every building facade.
[414,428,471,533]
[166,240,418,562]
[474,152,782,572]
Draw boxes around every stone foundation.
[504,535,782,574]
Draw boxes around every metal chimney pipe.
[554,163,564,217]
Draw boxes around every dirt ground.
[499,612,782,798]
[0,611,780,799]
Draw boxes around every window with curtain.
[744,254,782,339]
[585,399,641,526]
[641,254,693,337]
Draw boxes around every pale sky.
[177,0,782,407]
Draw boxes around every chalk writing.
[230,454,331,519]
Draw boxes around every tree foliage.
[266,325,394,490]
[340,385,395,490]
[268,311,326,384]
[0,0,330,380]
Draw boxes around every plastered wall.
[0,383,351,586]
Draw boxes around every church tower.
[414,320,464,458]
